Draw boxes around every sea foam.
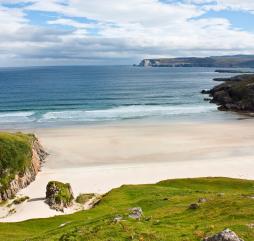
[38,105,216,123]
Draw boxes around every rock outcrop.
[202,74,254,113]
[45,181,74,212]
[215,69,254,74]
[203,228,244,241]
[128,207,143,220]
[0,137,47,201]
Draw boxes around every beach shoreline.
[1,119,254,222]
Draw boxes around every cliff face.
[138,55,254,68]
[202,74,254,113]
[0,137,47,201]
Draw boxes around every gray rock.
[203,228,244,241]
[189,203,199,209]
[128,207,143,220]
[198,198,208,203]
[113,215,123,223]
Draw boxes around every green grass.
[75,193,95,204]
[13,196,30,205]
[0,177,254,241]
[0,132,34,192]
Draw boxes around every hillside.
[0,177,253,241]
[138,55,254,67]
[0,132,47,201]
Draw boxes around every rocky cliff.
[202,74,254,113]
[138,55,254,67]
[0,136,47,201]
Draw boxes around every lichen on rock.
[203,228,244,241]
[45,181,74,212]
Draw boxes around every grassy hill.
[0,177,254,241]
[0,132,34,194]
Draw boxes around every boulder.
[201,89,210,94]
[198,198,208,203]
[128,207,143,220]
[45,181,74,212]
[189,203,199,209]
[203,228,244,241]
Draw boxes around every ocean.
[0,66,239,129]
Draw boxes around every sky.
[1,0,254,66]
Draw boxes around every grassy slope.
[0,177,254,241]
[0,132,34,191]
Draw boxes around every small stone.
[217,193,225,197]
[189,203,199,209]
[247,223,254,229]
[113,215,123,223]
[128,207,143,220]
[198,198,208,203]
[203,228,244,241]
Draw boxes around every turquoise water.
[0,66,238,129]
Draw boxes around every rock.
[198,198,208,203]
[205,74,254,114]
[113,215,123,223]
[215,69,254,74]
[45,181,74,212]
[247,223,254,229]
[128,207,143,220]
[201,89,210,94]
[189,203,199,209]
[203,228,244,241]
[217,193,225,197]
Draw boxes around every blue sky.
[0,0,254,66]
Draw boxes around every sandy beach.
[2,119,254,222]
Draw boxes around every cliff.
[138,55,254,67]
[202,74,254,113]
[0,133,47,201]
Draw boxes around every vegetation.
[13,196,29,205]
[75,193,95,204]
[46,181,74,208]
[0,132,34,192]
[0,177,254,240]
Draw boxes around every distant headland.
[136,54,254,68]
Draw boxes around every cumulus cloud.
[0,0,254,66]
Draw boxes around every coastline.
[1,118,254,222]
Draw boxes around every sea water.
[0,65,240,129]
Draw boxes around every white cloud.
[187,0,254,12]
[0,0,254,66]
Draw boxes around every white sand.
[1,120,254,222]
